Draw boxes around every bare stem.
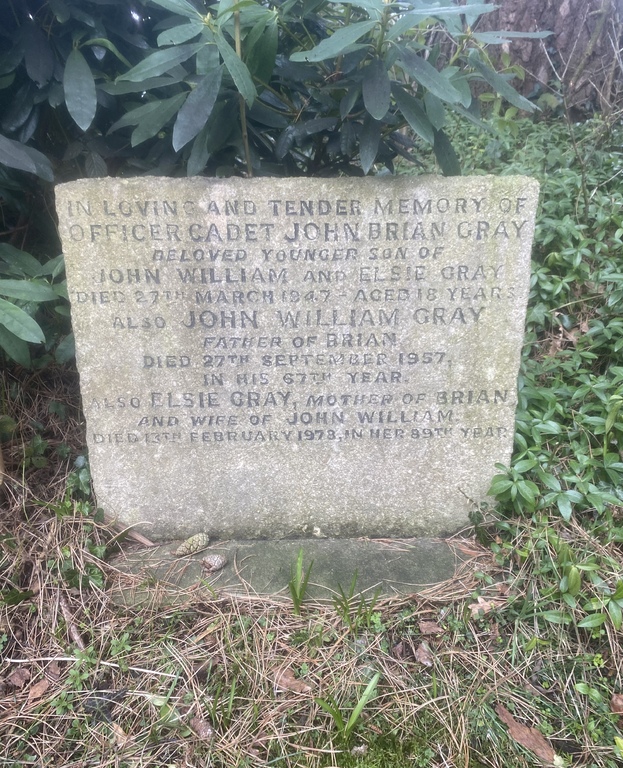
[235,10,253,177]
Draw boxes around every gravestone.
[56,176,539,542]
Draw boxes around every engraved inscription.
[56,176,539,540]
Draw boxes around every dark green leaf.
[363,58,391,120]
[473,30,552,45]
[149,0,203,18]
[64,49,97,131]
[275,125,296,160]
[55,332,75,364]
[83,38,132,68]
[387,5,490,41]
[0,244,43,277]
[49,0,70,23]
[607,600,623,630]
[117,43,204,82]
[359,115,380,174]
[468,51,536,112]
[0,297,45,343]
[290,21,377,63]
[187,121,211,176]
[326,0,384,19]
[131,94,187,146]
[340,120,356,156]
[248,101,288,128]
[392,85,434,144]
[577,613,607,629]
[0,588,35,606]
[157,21,204,46]
[24,25,55,88]
[215,31,256,107]
[85,151,108,177]
[0,136,53,182]
[397,48,462,104]
[1,84,34,133]
[556,495,572,521]
[245,18,278,86]
[173,66,223,151]
[433,128,461,176]
[0,325,31,367]
[109,93,186,136]
[539,610,571,625]
[424,92,445,129]
[101,73,187,94]
[0,280,58,302]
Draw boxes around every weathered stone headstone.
[56,176,539,541]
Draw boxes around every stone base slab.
[109,537,465,607]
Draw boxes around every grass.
[2,113,623,767]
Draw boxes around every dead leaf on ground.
[414,641,434,667]
[610,693,623,718]
[419,620,443,636]
[110,722,129,748]
[190,716,215,741]
[469,596,504,618]
[392,640,410,659]
[27,678,50,702]
[47,661,62,681]
[7,668,30,688]
[271,667,312,694]
[495,703,556,764]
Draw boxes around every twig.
[58,594,86,651]
[234,10,253,178]
[6,656,178,678]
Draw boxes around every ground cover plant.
[1,112,623,767]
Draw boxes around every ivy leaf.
[397,47,462,104]
[173,66,223,151]
[0,297,45,343]
[215,31,256,107]
[362,58,390,120]
[117,43,204,82]
[290,21,377,62]
[64,49,97,131]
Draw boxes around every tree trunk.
[474,0,623,113]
